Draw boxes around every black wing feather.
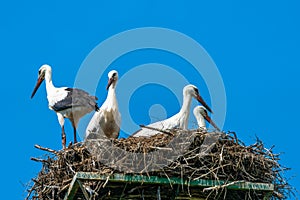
[52,88,99,112]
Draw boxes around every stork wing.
[51,88,98,112]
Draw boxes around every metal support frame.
[64,172,274,200]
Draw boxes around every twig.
[203,180,246,192]
[139,125,174,136]
[30,157,49,163]
[149,146,173,151]
[34,144,58,155]
[25,182,35,200]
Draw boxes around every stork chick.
[193,106,220,131]
[85,70,121,140]
[132,84,212,137]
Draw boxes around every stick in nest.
[34,144,58,155]
[139,125,174,136]
[203,180,246,192]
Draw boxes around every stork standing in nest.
[132,84,213,137]
[85,70,121,140]
[31,64,99,148]
[193,106,220,131]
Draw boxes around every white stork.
[85,70,121,140]
[132,84,212,137]
[193,106,220,131]
[31,64,99,148]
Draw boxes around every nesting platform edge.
[64,172,274,200]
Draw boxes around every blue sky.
[0,1,299,199]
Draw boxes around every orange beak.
[204,114,220,131]
[196,94,213,113]
[31,77,44,98]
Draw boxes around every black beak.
[203,114,220,131]
[196,94,213,113]
[106,77,114,90]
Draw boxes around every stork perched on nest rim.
[31,64,99,148]
[132,84,212,137]
[85,70,121,140]
[193,105,220,131]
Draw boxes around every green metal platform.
[64,172,274,200]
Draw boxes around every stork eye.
[200,109,207,116]
[194,88,199,94]
[112,73,117,77]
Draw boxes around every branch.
[34,144,58,155]
[139,125,174,136]
[30,157,49,163]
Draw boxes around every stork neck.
[108,86,116,98]
[177,94,192,129]
[104,85,118,109]
[196,114,206,128]
[110,81,117,89]
[44,70,55,94]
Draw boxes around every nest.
[26,130,293,199]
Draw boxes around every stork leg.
[61,126,66,149]
[57,113,66,149]
[72,125,77,144]
[70,117,78,144]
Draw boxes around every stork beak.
[196,94,213,113]
[203,114,220,131]
[106,77,114,90]
[31,77,44,98]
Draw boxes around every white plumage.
[85,70,121,140]
[193,105,220,131]
[132,84,212,137]
[31,64,99,148]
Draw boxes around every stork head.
[183,84,213,113]
[31,64,52,98]
[106,70,118,90]
[193,106,220,131]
